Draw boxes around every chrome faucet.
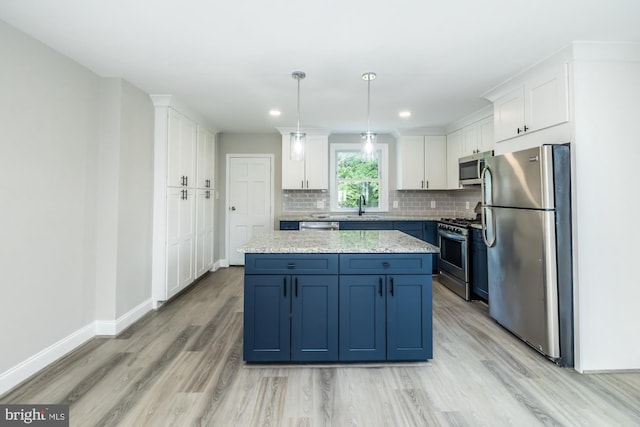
[358,195,366,216]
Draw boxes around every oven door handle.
[438,230,466,242]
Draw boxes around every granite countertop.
[238,230,439,254]
[279,213,444,222]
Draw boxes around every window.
[329,143,388,212]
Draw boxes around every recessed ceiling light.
[399,111,411,118]
[269,109,281,116]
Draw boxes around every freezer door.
[486,145,556,210]
[487,206,560,358]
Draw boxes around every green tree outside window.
[336,151,380,209]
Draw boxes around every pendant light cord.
[366,76,371,134]
[297,76,301,134]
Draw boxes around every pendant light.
[361,72,377,160]
[290,71,306,161]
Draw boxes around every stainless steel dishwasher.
[299,221,339,231]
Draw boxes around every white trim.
[443,105,493,135]
[218,259,230,268]
[94,299,153,336]
[225,154,275,265]
[0,323,95,396]
[329,142,389,212]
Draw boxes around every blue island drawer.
[245,254,339,275]
[339,254,432,275]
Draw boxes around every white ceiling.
[2,0,640,135]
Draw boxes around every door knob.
[230,206,236,211]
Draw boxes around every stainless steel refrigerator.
[481,144,573,367]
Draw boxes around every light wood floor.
[2,267,639,426]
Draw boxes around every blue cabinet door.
[280,221,299,230]
[471,228,488,301]
[244,275,291,362]
[339,221,393,230]
[393,221,424,240]
[339,275,386,361]
[386,275,433,361]
[291,275,339,361]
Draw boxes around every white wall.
[571,51,640,371]
[115,81,154,318]
[0,20,101,377]
[0,20,155,393]
[94,79,154,323]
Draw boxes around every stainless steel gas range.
[437,218,479,301]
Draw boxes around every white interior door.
[227,156,273,265]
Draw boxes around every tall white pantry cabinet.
[151,98,216,306]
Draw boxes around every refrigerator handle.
[481,166,496,248]
[481,165,491,206]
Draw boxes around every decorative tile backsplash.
[282,188,482,218]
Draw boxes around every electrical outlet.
[393,200,399,208]
[316,200,324,209]
[430,200,436,208]
[466,201,470,209]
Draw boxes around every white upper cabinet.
[397,136,447,190]
[282,134,328,190]
[462,116,494,157]
[494,64,569,142]
[167,109,197,188]
[446,129,463,190]
[196,126,215,189]
[479,117,495,152]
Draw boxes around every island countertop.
[238,230,439,254]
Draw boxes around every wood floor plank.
[1,269,639,427]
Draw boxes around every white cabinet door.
[281,134,328,189]
[462,122,480,157]
[195,189,214,278]
[494,87,526,142]
[478,116,494,152]
[166,187,195,299]
[526,65,569,132]
[196,127,215,189]
[493,64,569,143]
[397,136,425,190]
[304,135,328,189]
[167,109,197,187]
[424,136,447,190]
[446,130,463,189]
[282,135,305,189]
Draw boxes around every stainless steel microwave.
[458,150,493,185]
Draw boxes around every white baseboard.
[219,259,230,268]
[95,298,153,336]
[0,323,95,396]
[0,299,153,396]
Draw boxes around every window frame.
[329,142,388,212]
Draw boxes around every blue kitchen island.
[239,230,439,363]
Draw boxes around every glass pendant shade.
[290,131,306,161]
